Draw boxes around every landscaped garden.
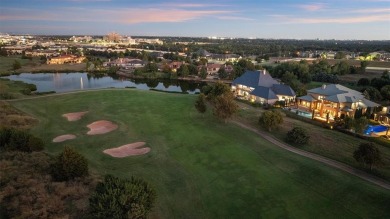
[8,89,390,218]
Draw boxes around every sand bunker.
[62,111,88,121]
[52,134,76,143]
[103,142,151,157]
[87,120,118,135]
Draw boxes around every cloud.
[297,3,327,11]
[0,7,237,24]
[217,16,255,21]
[273,14,390,24]
[350,8,390,13]
[160,3,227,8]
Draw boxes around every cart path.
[6,90,390,189]
[232,120,390,190]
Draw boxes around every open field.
[236,103,390,181]
[0,56,86,75]
[9,90,390,218]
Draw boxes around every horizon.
[1,0,390,40]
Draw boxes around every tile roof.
[297,94,316,102]
[307,83,379,106]
[272,84,296,96]
[233,70,295,100]
[250,87,278,100]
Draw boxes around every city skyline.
[0,0,389,40]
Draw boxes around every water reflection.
[2,73,205,94]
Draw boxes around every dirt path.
[232,120,390,190]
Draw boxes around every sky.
[0,0,389,40]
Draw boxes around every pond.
[2,73,206,94]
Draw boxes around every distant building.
[231,70,296,105]
[103,58,145,69]
[47,55,85,64]
[104,32,121,42]
[25,50,57,57]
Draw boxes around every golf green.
[10,89,390,218]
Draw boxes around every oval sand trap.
[62,111,88,121]
[103,142,151,158]
[87,120,118,135]
[53,134,76,143]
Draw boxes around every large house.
[47,55,85,64]
[297,84,379,120]
[103,58,145,69]
[231,70,296,105]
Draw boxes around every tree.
[286,127,310,145]
[364,87,382,101]
[195,93,207,114]
[144,62,158,73]
[201,82,238,122]
[353,117,368,135]
[12,60,21,70]
[50,146,89,181]
[200,66,208,79]
[218,66,228,79]
[357,78,370,86]
[381,85,390,100]
[360,61,368,73]
[353,142,382,170]
[281,71,297,84]
[213,93,238,123]
[258,110,283,131]
[203,82,231,102]
[213,92,238,123]
[334,52,346,59]
[177,64,189,77]
[89,175,156,219]
[381,70,390,80]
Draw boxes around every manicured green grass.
[237,105,390,181]
[10,90,390,218]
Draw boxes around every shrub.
[50,146,89,181]
[286,127,310,145]
[195,93,207,114]
[259,110,283,131]
[353,142,382,170]
[357,78,370,86]
[89,175,156,219]
[0,127,44,152]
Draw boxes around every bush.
[259,110,283,131]
[89,175,156,219]
[353,142,382,170]
[0,127,44,152]
[50,146,89,181]
[286,127,310,145]
[357,78,370,86]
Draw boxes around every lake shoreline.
[1,72,204,95]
